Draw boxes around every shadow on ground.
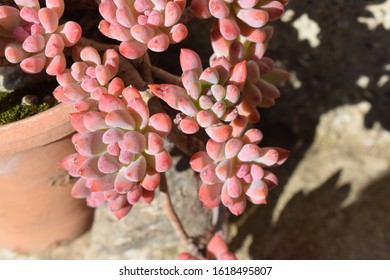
[228,0,390,259]
[230,171,390,259]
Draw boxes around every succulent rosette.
[61,86,173,219]
[0,0,82,75]
[149,48,252,143]
[210,23,290,122]
[179,233,237,260]
[190,127,288,215]
[191,0,288,41]
[98,0,188,59]
[53,46,121,112]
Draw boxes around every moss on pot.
[0,82,59,125]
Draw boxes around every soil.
[1,0,390,260]
[0,67,58,125]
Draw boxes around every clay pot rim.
[0,102,74,157]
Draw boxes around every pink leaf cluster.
[190,128,288,215]
[210,22,290,121]
[149,1,290,215]
[98,0,188,59]
[149,48,252,143]
[179,233,237,260]
[0,0,82,75]
[61,86,173,219]
[53,46,121,112]
[191,0,288,41]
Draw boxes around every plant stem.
[141,53,153,84]
[151,66,182,86]
[78,37,119,51]
[118,57,148,90]
[159,173,189,245]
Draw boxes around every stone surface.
[0,155,211,260]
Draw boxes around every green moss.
[0,81,59,125]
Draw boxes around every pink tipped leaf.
[228,61,247,89]
[83,111,109,131]
[105,109,136,130]
[4,43,29,63]
[58,21,82,46]
[20,53,46,73]
[190,151,212,172]
[98,153,122,174]
[169,23,188,44]
[206,138,225,161]
[234,7,269,28]
[46,53,66,76]
[145,150,172,173]
[127,185,142,204]
[45,33,65,57]
[164,2,182,27]
[196,110,217,128]
[99,94,127,113]
[71,178,90,198]
[119,40,148,59]
[122,131,146,154]
[141,168,161,191]
[130,24,155,44]
[218,15,240,40]
[215,159,232,181]
[78,156,105,178]
[125,155,147,182]
[199,183,222,207]
[38,7,58,33]
[126,97,150,130]
[102,128,125,144]
[205,124,232,143]
[209,0,230,19]
[147,113,172,137]
[224,138,243,159]
[225,176,242,198]
[145,132,164,155]
[46,0,65,18]
[22,34,45,53]
[180,49,203,76]
[114,167,137,193]
[74,131,106,156]
[179,117,199,134]
[244,180,268,204]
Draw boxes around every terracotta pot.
[0,103,94,253]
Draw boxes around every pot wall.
[0,104,94,253]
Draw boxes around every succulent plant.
[61,86,172,219]
[52,46,121,111]
[149,48,248,142]
[191,0,288,41]
[0,0,290,259]
[0,0,82,75]
[98,0,188,59]
[190,128,288,215]
[179,233,237,260]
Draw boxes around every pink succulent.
[98,0,188,59]
[61,86,173,219]
[210,23,290,122]
[149,48,250,143]
[190,127,288,215]
[0,0,82,75]
[179,233,237,260]
[191,0,288,41]
[52,46,121,112]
